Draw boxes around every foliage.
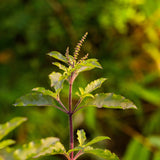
[0,0,160,159]
[0,117,26,159]
[13,33,136,160]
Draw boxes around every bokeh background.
[0,0,160,159]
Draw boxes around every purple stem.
[73,98,82,113]
[69,74,74,160]
[73,151,83,160]
[57,98,69,113]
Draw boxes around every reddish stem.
[69,74,74,160]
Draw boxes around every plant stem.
[69,113,74,159]
[69,74,74,159]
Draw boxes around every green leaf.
[48,51,68,64]
[76,59,102,73]
[32,87,57,98]
[0,117,27,141]
[0,139,15,150]
[34,141,66,158]
[83,93,137,109]
[77,129,86,146]
[85,136,110,147]
[85,78,107,94]
[14,137,65,160]
[52,62,67,71]
[49,72,64,94]
[14,92,58,107]
[84,147,119,160]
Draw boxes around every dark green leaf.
[14,92,58,107]
[84,147,119,160]
[32,87,57,98]
[47,51,68,64]
[0,139,15,150]
[0,117,27,141]
[77,129,86,146]
[85,136,110,147]
[83,93,137,109]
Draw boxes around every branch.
[73,98,82,113]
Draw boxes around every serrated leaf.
[52,62,67,71]
[77,129,86,146]
[0,117,27,141]
[14,137,64,160]
[0,139,15,150]
[32,87,57,98]
[49,72,64,94]
[85,136,110,147]
[48,51,68,63]
[76,59,102,73]
[85,78,107,94]
[34,141,66,158]
[84,147,119,160]
[14,92,58,107]
[83,93,137,109]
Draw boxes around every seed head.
[74,32,88,60]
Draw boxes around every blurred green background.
[0,0,160,159]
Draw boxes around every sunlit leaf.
[85,78,107,94]
[14,137,65,160]
[84,146,119,160]
[82,93,137,109]
[34,141,66,158]
[76,59,102,73]
[0,139,15,150]
[48,51,68,64]
[0,117,27,141]
[52,62,67,71]
[32,87,57,98]
[14,92,58,107]
[85,136,110,147]
[77,129,86,146]
[49,72,64,94]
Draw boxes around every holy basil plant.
[14,32,137,160]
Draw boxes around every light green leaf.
[49,72,64,93]
[76,59,102,73]
[0,139,15,150]
[34,141,66,158]
[48,51,68,64]
[14,137,65,160]
[85,136,110,147]
[0,117,27,141]
[52,62,67,71]
[83,93,137,109]
[84,147,119,160]
[14,92,58,107]
[85,78,107,94]
[32,87,57,98]
[77,129,86,146]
